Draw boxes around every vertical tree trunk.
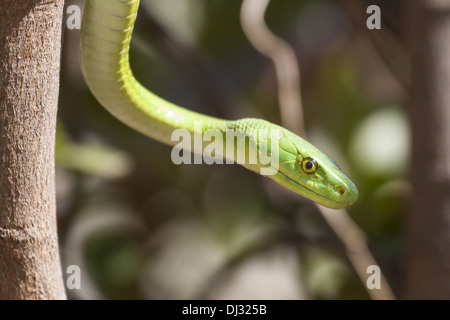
[405,0,450,299]
[0,0,66,299]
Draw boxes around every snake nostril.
[336,186,346,196]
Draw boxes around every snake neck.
[80,0,229,146]
[81,1,281,172]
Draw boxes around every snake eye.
[301,157,318,174]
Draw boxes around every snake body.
[80,0,358,209]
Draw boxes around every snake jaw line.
[274,170,358,209]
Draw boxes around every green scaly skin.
[80,0,359,209]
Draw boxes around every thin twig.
[319,207,395,300]
[240,0,306,138]
[240,0,395,300]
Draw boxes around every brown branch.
[404,0,450,299]
[0,0,66,299]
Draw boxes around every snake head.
[264,128,359,209]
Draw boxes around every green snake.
[79,0,358,209]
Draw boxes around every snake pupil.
[301,157,317,174]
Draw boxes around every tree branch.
[404,0,450,299]
[0,0,66,299]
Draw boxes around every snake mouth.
[275,171,353,209]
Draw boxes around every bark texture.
[405,0,450,299]
[0,0,66,299]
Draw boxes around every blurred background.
[57,0,449,299]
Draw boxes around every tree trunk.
[0,0,66,299]
[405,0,450,299]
